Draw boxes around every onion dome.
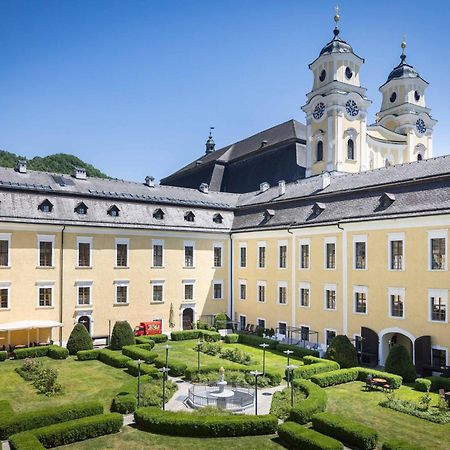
[319,6,354,56]
[387,37,420,81]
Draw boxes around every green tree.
[110,321,136,350]
[214,312,228,330]
[384,344,417,382]
[66,323,93,355]
[325,334,358,368]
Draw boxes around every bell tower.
[302,7,371,177]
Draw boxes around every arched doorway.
[379,327,415,366]
[182,308,194,330]
[78,316,91,334]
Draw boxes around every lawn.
[326,381,450,450]
[0,356,132,412]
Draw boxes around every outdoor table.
[372,378,387,388]
[14,344,26,349]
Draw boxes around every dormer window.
[184,211,195,222]
[213,213,223,224]
[264,209,275,221]
[107,205,120,217]
[313,202,326,216]
[153,208,165,220]
[39,199,53,213]
[75,202,88,215]
[381,193,395,208]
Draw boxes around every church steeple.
[205,127,215,154]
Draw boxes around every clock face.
[319,70,326,82]
[313,102,325,120]
[345,100,359,117]
[416,118,426,134]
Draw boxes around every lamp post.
[165,344,171,370]
[259,343,269,375]
[250,370,263,415]
[287,364,298,407]
[283,350,294,388]
[158,367,171,410]
[136,359,142,407]
[196,340,203,373]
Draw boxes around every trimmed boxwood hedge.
[125,360,162,378]
[290,380,327,424]
[134,407,278,437]
[291,360,340,380]
[426,376,450,392]
[224,333,239,344]
[121,345,158,363]
[9,413,123,450]
[170,330,220,342]
[382,439,426,450]
[311,368,359,388]
[47,345,69,360]
[111,394,137,414]
[237,333,278,349]
[0,350,7,361]
[153,356,187,377]
[414,378,432,392]
[312,412,378,450]
[278,421,344,450]
[98,349,132,368]
[134,336,156,347]
[77,349,100,361]
[356,368,402,389]
[0,401,103,439]
[277,343,319,358]
[13,345,69,360]
[148,334,168,343]
[66,323,94,355]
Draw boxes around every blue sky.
[0,0,448,181]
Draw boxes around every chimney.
[259,182,270,193]
[278,180,286,196]
[17,160,27,174]
[199,183,209,194]
[260,140,268,148]
[321,172,331,190]
[145,175,155,187]
[73,167,87,180]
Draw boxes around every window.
[353,236,367,270]
[38,286,53,307]
[38,199,53,213]
[0,285,10,309]
[184,242,195,268]
[38,235,54,267]
[325,285,337,310]
[258,242,266,268]
[316,141,324,161]
[278,282,288,305]
[429,231,447,270]
[257,281,266,303]
[324,238,336,269]
[432,348,447,368]
[300,326,310,342]
[239,315,247,331]
[213,213,223,224]
[153,208,165,220]
[354,335,362,354]
[213,244,223,268]
[239,244,247,268]
[0,235,10,267]
[354,286,368,314]
[388,288,405,318]
[429,289,447,322]
[278,322,287,336]
[347,139,354,160]
[257,318,266,329]
[278,242,287,269]
[116,239,129,267]
[184,211,195,222]
[325,329,336,346]
[152,281,164,303]
[115,282,129,304]
[77,237,92,267]
[74,202,88,215]
[300,240,310,269]
[239,280,247,300]
[152,240,164,267]
[77,285,91,306]
[388,234,404,270]
[417,153,423,161]
[107,205,120,217]
[213,281,223,300]
[183,281,194,301]
[299,283,310,307]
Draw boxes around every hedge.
[134,407,278,437]
[426,376,450,392]
[325,335,358,368]
[126,360,162,379]
[134,337,156,348]
[0,350,7,361]
[9,413,122,450]
[121,345,158,363]
[356,368,402,389]
[414,378,432,392]
[170,330,220,342]
[278,421,343,450]
[148,334,168,343]
[0,401,103,439]
[154,356,187,377]
[66,323,93,355]
[312,412,378,450]
[277,343,320,358]
[290,380,327,424]
[13,346,50,359]
[385,345,417,383]
[382,439,426,450]
[237,334,278,349]
[291,360,340,380]
[224,333,239,344]
[110,321,136,350]
[98,349,132,368]
[77,349,100,361]
[311,368,359,388]
[47,345,69,360]
[111,394,137,414]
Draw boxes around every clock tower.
[302,8,371,177]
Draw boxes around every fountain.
[208,367,235,408]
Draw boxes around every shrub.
[384,345,416,383]
[290,380,327,424]
[135,336,156,347]
[277,343,319,358]
[134,407,278,437]
[0,401,103,439]
[356,368,403,389]
[111,394,137,414]
[15,358,44,381]
[200,330,221,342]
[312,412,378,450]
[154,356,187,377]
[199,341,222,355]
[13,346,49,359]
[171,330,200,341]
[47,345,69,360]
[382,439,426,450]
[148,334,168,343]
[426,376,450,392]
[214,312,228,329]
[291,360,340,380]
[32,367,62,396]
[125,360,162,379]
[220,347,252,365]
[415,378,432,392]
[98,349,132,368]
[0,351,7,361]
[325,335,358,368]
[278,421,343,450]
[76,349,100,361]
[140,380,178,407]
[66,324,93,355]
[8,432,43,450]
[237,333,278,349]
[311,368,359,388]
[121,345,158,363]
[110,321,135,350]
[224,333,239,344]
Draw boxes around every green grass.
[325,381,450,450]
[270,387,306,420]
[0,356,132,412]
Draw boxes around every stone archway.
[182,308,194,330]
[379,327,415,366]
[78,316,91,334]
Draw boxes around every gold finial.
[334,5,340,25]
[219,366,225,374]
[401,33,406,53]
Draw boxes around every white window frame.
[324,283,337,311]
[257,280,267,303]
[115,238,129,268]
[114,280,129,305]
[353,285,368,315]
[428,230,448,271]
[213,242,223,268]
[239,314,247,331]
[299,238,311,270]
[257,241,267,269]
[183,240,195,268]
[0,282,11,309]
[76,236,93,268]
[151,280,165,303]
[182,279,195,302]
[299,324,311,342]
[428,288,448,323]
[324,237,337,270]
[387,232,405,271]
[75,280,93,307]
[388,287,405,319]
[277,321,287,336]
[152,239,165,268]
[324,328,337,347]
[213,279,224,300]
[278,240,288,269]
[257,317,266,329]
[431,345,449,367]
[277,281,288,305]
[239,242,247,268]
[353,235,368,270]
[36,281,55,308]
[0,234,11,267]
[239,279,247,301]
[299,282,311,308]
[37,235,55,268]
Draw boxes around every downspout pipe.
[59,225,65,346]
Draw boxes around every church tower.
[302,8,371,177]
[376,37,437,162]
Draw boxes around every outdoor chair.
[383,382,393,393]
[365,375,375,391]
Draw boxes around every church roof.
[319,30,354,57]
